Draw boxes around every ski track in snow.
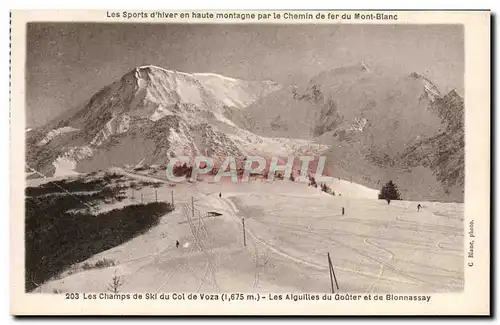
[35,168,463,294]
[154,201,218,293]
[46,168,217,293]
[220,196,421,288]
[364,222,395,292]
[249,216,426,287]
[182,202,221,293]
[221,194,460,291]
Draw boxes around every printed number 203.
[65,293,80,299]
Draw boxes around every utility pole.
[192,196,195,220]
[242,218,247,247]
[171,191,174,206]
[155,189,158,202]
[327,253,335,293]
[327,253,339,292]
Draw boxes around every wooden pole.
[141,193,143,204]
[192,197,195,220]
[327,253,335,293]
[242,218,247,247]
[171,191,174,206]
[332,268,339,290]
[155,189,158,202]
[328,254,339,290]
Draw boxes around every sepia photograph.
[10,10,490,315]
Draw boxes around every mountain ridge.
[26,63,464,202]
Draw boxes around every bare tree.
[107,269,124,293]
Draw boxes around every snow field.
[36,173,463,294]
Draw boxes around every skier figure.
[219,192,222,198]
[341,207,345,216]
[176,240,180,248]
[417,204,422,212]
[387,199,391,205]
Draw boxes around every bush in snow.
[321,183,332,194]
[308,175,317,187]
[107,270,124,293]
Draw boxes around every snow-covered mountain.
[27,63,464,202]
[26,65,325,177]
[231,62,464,201]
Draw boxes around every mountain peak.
[308,61,372,87]
[408,71,441,101]
[132,65,197,83]
[135,65,243,83]
[446,88,462,99]
[138,64,176,72]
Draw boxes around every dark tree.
[185,167,193,179]
[321,183,332,194]
[173,163,193,179]
[152,182,162,188]
[378,180,402,201]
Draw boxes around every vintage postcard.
[10,10,490,315]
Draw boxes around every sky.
[26,23,464,128]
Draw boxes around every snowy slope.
[325,178,379,199]
[26,65,284,177]
[193,72,280,109]
[35,175,463,294]
[36,126,79,146]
